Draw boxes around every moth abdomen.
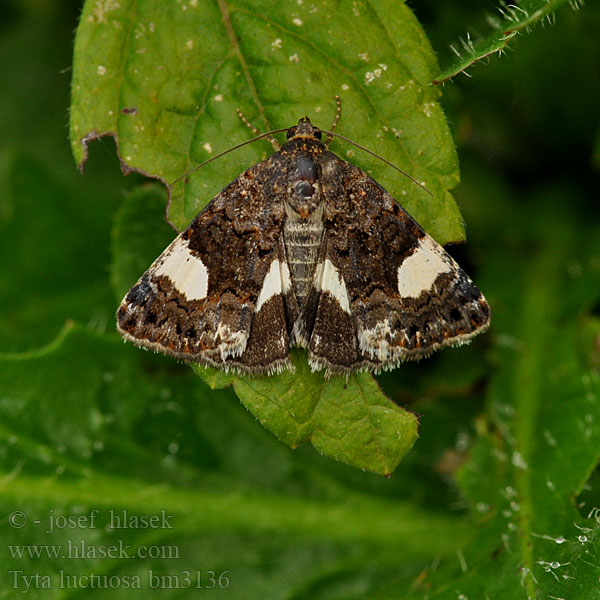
[283,217,323,306]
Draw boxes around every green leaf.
[111,184,175,301]
[0,148,124,353]
[86,1,452,474]
[0,1,139,353]
[402,179,600,598]
[197,351,419,476]
[0,322,474,598]
[72,0,481,473]
[70,0,463,243]
[434,0,575,84]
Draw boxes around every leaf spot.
[87,0,121,24]
[511,451,528,470]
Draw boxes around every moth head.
[286,117,323,141]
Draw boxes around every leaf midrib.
[226,2,431,174]
[512,232,571,598]
[1,471,473,557]
[217,0,272,132]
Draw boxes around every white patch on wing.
[358,317,414,364]
[397,236,454,298]
[358,319,393,361]
[256,259,291,312]
[314,258,351,314]
[214,323,248,360]
[154,237,208,300]
[280,260,292,295]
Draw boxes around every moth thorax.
[284,202,324,307]
[287,154,321,219]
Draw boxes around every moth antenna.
[320,129,433,197]
[236,108,280,150]
[172,128,289,185]
[325,95,342,146]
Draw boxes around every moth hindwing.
[117,117,490,375]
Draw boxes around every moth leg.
[235,108,280,150]
[325,95,342,146]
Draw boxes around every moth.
[117,116,490,375]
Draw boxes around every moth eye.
[286,127,297,139]
[314,129,322,140]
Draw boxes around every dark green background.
[1,1,599,598]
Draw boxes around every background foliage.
[1,0,599,598]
